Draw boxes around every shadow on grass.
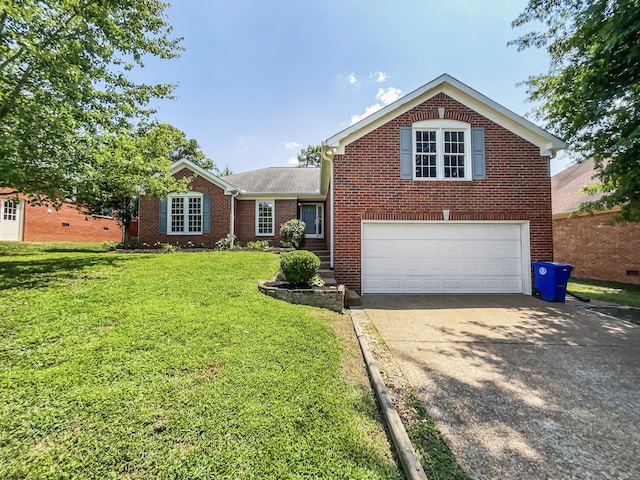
[0,254,141,291]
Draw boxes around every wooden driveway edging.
[348,307,428,480]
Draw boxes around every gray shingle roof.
[551,158,604,214]
[222,167,320,194]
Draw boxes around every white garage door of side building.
[361,221,531,294]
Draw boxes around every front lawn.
[567,277,640,308]
[0,243,401,479]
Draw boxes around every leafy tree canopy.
[296,145,322,168]
[74,122,215,241]
[511,0,640,221]
[0,0,182,202]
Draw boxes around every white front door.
[361,221,531,294]
[0,198,23,241]
[300,204,324,238]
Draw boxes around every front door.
[0,198,23,241]
[300,204,323,238]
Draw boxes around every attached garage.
[361,221,531,294]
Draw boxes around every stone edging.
[258,280,345,312]
[349,307,428,480]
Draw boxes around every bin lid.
[532,261,574,268]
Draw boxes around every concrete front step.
[345,289,362,307]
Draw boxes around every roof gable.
[323,73,566,157]
[551,158,604,214]
[170,159,237,193]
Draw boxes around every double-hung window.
[414,120,471,180]
[256,200,274,236]
[168,193,203,234]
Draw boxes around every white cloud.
[347,73,357,85]
[350,104,384,125]
[372,71,389,83]
[285,141,302,150]
[287,156,300,165]
[349,86,404,125]
[376,87,402,105]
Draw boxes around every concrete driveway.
[363,294,640,479]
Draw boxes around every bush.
[280,250,320,287]
[280,219,306,249]
[162,243,178,253]
[215,233,236,251]
[122,237,139,250]
[247,240,270,251]
[101,241,118,251]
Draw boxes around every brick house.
[137,160,329,248]
[139,74,565,294]
[552,158,640,285]
[0,190,122,243]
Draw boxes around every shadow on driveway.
[363,294,640,479]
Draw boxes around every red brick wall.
[554,211,640,285]
[0,192,122,243]
[234,198,298,246]
[138,168,231,247]
[332,92,554,292]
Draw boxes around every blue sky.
[137,0,571,175]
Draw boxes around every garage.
[361,221,531,294]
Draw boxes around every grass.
[567,277,640,308]
[405,392,468,480]
[0,242,401,479]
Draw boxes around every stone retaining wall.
[258,281,345,312]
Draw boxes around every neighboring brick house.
[552,158,640,285]
[139,74,565,294]
[0,190,122,243]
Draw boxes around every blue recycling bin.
[532,262,574,302]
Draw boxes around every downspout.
[330,160,334,269]
[230,191,238,246]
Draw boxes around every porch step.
[345,289,362,307]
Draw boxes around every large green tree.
[0,0,181,201]
[74,123,216,241]
[296,145,322,168]
[511,0,640,221]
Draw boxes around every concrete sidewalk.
[363,294,640,479]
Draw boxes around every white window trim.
[413,119,471,181]
[256,199,275,236]
[168,192,204,235]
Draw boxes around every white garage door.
[362,222,530,294]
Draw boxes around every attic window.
[413,120,471,180]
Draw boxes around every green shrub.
[101,241,118,251]
[280,250,320,287]
[279,219,306,249]
[247,240,270,250]
[162,243,178,253]
[122,237,139,249]
[215,233,236,250]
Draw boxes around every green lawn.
[567,277,640,308]
[0,243,401,479]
